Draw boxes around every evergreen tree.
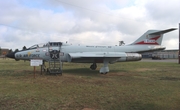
[9,49,13,53]
[22,46,27,50]
[15,49,19,52]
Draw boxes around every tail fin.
[130,28,177,45]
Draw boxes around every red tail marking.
[135,36,160,45]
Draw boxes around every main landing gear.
[100,60,109,74]
[90,61,110,74]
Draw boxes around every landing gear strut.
[90,63,97,70]
[100,59,109,74]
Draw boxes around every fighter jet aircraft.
[6,28,176,74]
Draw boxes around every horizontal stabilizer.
[149,28,177,35]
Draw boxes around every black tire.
[90,63,97,70]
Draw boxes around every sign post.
[30,59,43,78]
[34,66,36,78]
[179,23,180,64]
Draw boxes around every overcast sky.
[0,0,179,50]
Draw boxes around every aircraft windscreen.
[28,43,48,49]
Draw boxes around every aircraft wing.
[67,52,126,63]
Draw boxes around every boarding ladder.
[47,42,62,74]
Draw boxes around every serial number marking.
[16,54,40,58]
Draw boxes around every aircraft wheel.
[100,72,108,74]
[90,63,97,70]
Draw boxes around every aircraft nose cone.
[6,52,16,59]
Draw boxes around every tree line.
[0,46,27,55]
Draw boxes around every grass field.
[0,59,180,110]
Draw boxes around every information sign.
[30,59,43,66]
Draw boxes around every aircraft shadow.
[62,68,120,76]
[62,68,100,76]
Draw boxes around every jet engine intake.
[50,50,59,59]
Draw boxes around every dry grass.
[0,59,180,110]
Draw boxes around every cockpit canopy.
[28,42,62,49]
